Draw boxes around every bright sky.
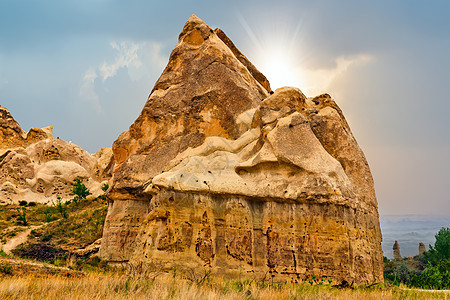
[1,1,449,215]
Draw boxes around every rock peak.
[187,14,203,24]
[179,14,211,42]
[0,105,53,150]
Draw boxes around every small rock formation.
[100,15,383,284]
[0,107,112,204]
[73,238,103,258]
[419,242,426,255]
[0,106,52,150]
[393,241,402,260]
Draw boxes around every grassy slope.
[1,197,107,253]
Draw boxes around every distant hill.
[380,214,450,259]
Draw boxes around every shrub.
[16,207,28,226]
[0,248,8,257]
[0,264,12,275]
[12,243,67,261]
[101,183,109,192]
[19,200,28,206]
[52,196,68,219]
[408,261,450,289]
[72,178,91,205]
[44,206,57,222]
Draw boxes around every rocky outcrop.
[0,108,112,204]
[0,106,52,150]
[393,241,401,260]
[100,15,383,284]
[419,242,426,256]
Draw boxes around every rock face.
[0,106,52,150]
[0,107,111,204]
[393,241,401,260]
[100,15,383,284]
[419,242,426,255]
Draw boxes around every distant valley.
[380,214,450,259]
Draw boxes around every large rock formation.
[0,107,112,204]
[100,15,383,284]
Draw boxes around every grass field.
[1,272,449,300]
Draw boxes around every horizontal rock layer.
[102,190,381,283]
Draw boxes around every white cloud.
[79,40,166,112]
[299,54,373,96]
[258,51,373,97]
[99,41,141,82]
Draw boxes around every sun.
[236,15,307,93]
[258,51,303,91]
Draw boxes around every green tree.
[72,178,91,205]
[425,227,450,265]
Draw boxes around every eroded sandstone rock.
[100,15,383,284]
[393,240,401,260]
[0,108,112,204]
[0,106,53,150]
[419,242,426,255]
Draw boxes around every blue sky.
[1,0,449,215]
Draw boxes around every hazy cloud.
[79,40,166,112]
[300,54,374,96]
[99,41,141,82]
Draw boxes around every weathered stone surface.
[0,106,53,150]
[94,147,114,181]
[0,109,111,204]
[393,240,401,260]
[100,15,383,284]
[214,28,272,94]
[110,14,268,200]
[74,238,103,258]
[419,242,426,255]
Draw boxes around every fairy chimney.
[393,240,402,260]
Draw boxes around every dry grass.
[0,272,448,300]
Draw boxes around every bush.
[19,200,28,206]
[0,264,13,275]
[12,243,67,261]
[16,207,28,226]
[72,178,91,205]
[53,196,68,219]
[384,261,414,285]
[44,206,57,222]
[101,183,109,192]
[408,261,450,290]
